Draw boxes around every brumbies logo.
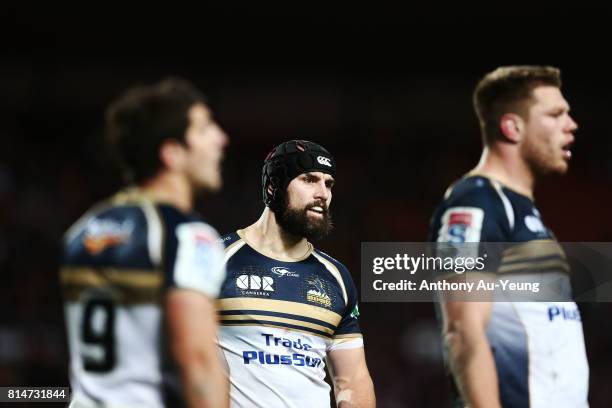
[83,218,134,255]
[306,277,332,308]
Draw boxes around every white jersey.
[217,231,363,407]
[61,189,226,408]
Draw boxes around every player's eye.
[549,109,565,117]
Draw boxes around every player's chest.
[220,254,345,314]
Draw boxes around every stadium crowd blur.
[2,7,612,407]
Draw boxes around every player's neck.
[471,146,535,200]
[138,171,194,212]
[242,209,311,261]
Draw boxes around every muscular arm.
[441,300,500,408]
[327,347,375,408]
[166,289,228,408]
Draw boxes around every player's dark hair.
[473,66,561,145]
[105,77,206,184]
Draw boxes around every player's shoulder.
[62,191,160,267]
[65,189,199,239]
[218,231,242,249]
[158,205,225,298]
[432,174,515,242]
[312,248,352,280]
[312,248,359,307]
[156,204,224,252]
[443,175,503,209]
[313,248,347,269]
[156,203,201,227]
[64,191,146,245]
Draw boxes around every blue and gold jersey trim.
[218,297,342,339]
[498,239,569,274]
[60,266,163,304]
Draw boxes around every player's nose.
[219,125,229,147]
[566,114,578,133]
[313,181,330,201]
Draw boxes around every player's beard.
[521,135,568,176]
[277,200,333,241]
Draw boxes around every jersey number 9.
[81,298,116,372]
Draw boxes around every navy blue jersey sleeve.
[429,178,512,243]
[326,256,362,338]
[328,261,364,351]
[63,205,153,269]
[429,177,513,274]
[334,272,362,337]
[313,249,363,341]
[159,205,226,298]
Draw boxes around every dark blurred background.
[2,5,612,407]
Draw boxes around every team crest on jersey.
[305,277,332,308]
[83,218,134,255]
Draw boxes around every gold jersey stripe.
[60,267,163,288]
[60,267,163,303]
[497,258,570,274]
[311,251,348,306]
[224,238,245,254]
[224,239,247,263]
[218,297,342,327]
[332,333,363,340]
[110,188,171,205]
[501,240,566,264]
[220,314,334,335]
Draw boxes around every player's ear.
[499,113,523,143]
[159,139,186,171]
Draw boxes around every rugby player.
[61,78,229,407]
[429,66,589,407]
[217,140,375,407]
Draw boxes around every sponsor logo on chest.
[236,273,275,297]
[271,266,299,278]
